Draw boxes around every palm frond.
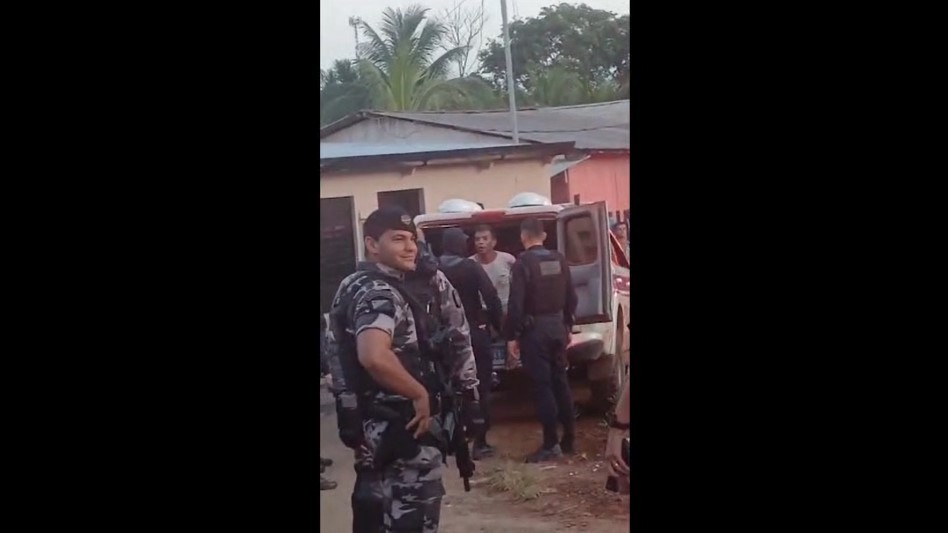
[424,46,469,81]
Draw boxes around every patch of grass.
[484,461,543,501]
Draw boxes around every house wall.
[564,153,630,213]
[320,158,552,260]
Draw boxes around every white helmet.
[438,199,483,213]
[507,192,552,208]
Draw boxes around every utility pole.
[500,0,519,143]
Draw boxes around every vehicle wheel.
[588,377,617,413]
[588,310,626,412]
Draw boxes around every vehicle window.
[564,215,599,265]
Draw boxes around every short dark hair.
[520,217,545,238]
[473,224,494,237]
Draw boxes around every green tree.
[320,59,372,125]
[356,5,496,111]
[321,59,360,87]
[478,3,629,104]
[524,66,585,107]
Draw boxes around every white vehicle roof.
[437,198,484,214]
[414,203,569,228]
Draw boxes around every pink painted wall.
[565,153,630,214]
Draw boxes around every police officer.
[503,217,579,462]
[325,206,480,533]
[399,238,481,415]
[406,236,486,456]
[403,240,441,311]
[328,240,477,533]
[439,228,503,459]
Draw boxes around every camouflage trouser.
[353,448,384,533]
[364,419,445,533]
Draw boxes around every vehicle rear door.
[556,202,613,324]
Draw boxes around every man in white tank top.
[470,224,517,315]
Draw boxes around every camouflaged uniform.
[324,320,384,533]
[419,269,479,395]
[327,260,478,533]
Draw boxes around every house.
[319,141,574,313]
[319,100,630,220]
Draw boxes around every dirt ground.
[319,375,629,532]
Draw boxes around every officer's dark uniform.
[503,221,579,461]
[403,241,441,316]
[326,206,479,533]
[438,228,503,457]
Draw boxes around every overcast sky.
[319,0,630,71]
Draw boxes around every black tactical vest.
[330,270,440,401]
[404,241,442,335]
[404,273,440,333]
[520,248,569,316]
[328,271,379,398]
[438,257,484,327]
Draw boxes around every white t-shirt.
[470,251,517,311]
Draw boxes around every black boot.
[472,440,495,460]
[320,457,333,468]
[559,435,575,455]
[320,476,337,491]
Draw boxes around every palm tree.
[356,5,494,111]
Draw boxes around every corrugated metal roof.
[319,141,576,171]
[319,141,523,160]
[370,100,629,151]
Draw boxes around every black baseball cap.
[363,206,416,240]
